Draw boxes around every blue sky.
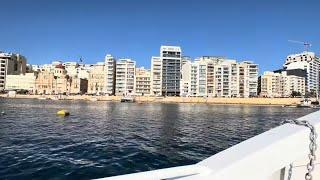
[0,0,319,73]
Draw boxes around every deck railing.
[98,110,320,180]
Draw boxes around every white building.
[5,73,37,93]
[180,57,258,98]
[115,59,136,96]
[150,56,162,96]
[104,54,116,95]
[0,52,27,91]
[160,46,181,96]
[180,59,210,97]
[238,61,259,97]
[284,51,320,95]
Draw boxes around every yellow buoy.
[56,110,70,116]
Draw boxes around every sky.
[0,0,319,73]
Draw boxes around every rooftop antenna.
[288,40,312,52]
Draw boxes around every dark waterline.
[0,99,317,179]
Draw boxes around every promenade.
[0,94,305,106]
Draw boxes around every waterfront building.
[259,71,283,98]
[180,60,192,96]
[283,51,320,95]
[214,60,239,97]
[180,56,258,98]
[115,59,136,96]
[88,63,105,95]
[160,46,181,96]
[238,61,259,97]
[69,78,88,95]
[180,59,211,97]
[5,73,37,93]
[0,52,27,90]
[104,54,116,95]
[135,67,151,96]
[259,71,305,97]
[150,56,162,96]
[35,70,55,94]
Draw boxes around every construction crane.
[288,40,312,51]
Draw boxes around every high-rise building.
[238,61,259,97]
[115,59,136,96]
[160,46,181,96]
[213,60,239,97]
[284,51,320,95]
[0,52,27,90]
[135,67,151,96]
[150,56,162,96]
[104,54,116,95]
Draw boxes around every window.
[14,62,18,71]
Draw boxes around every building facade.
[160,46,181,96]
[135,67,151,96]
[88,63,105,95]
[284,51,320,95]
[259,71,305,97]
[238,61,259,97]
[104,54,116,95]
[5,73,37,93]
[115,59,136,96]
[150,56,162,96]
[0,52,27,90]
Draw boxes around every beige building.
[0,52,27,90]
[88,63,105,95]
[135,67,151,96]
[35,70,55,95]
[150,56,162,96]
[5,73,37,93]
[259,71,305,97]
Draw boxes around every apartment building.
[284,51,320,94]
[88,63,105,95]
[160,46,181,96]
[115,59,136,96]
[214,60,239,97]
[104,54,116,95]
[150,56,162,96]
[135,67,151,96]
[0,52,27,90]
[259,71,305,97]
[238,61,259,97]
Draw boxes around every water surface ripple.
[0,99,317,179]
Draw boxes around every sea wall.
[0,94,305,105]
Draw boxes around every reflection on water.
[0,99,317,179]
